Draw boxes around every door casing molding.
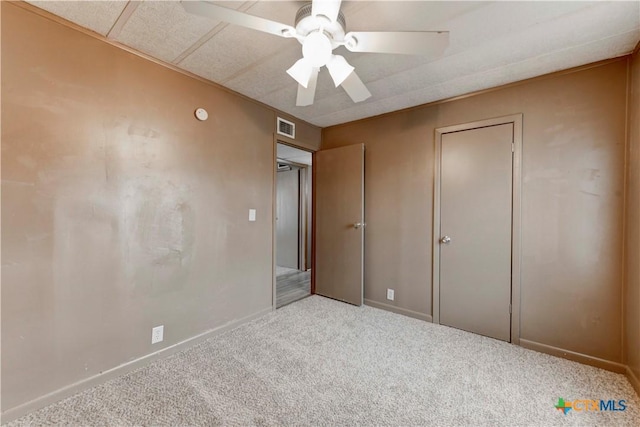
[432,114,523,344]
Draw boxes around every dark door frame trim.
[432,114,523,344]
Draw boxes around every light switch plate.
[249,209,256,221]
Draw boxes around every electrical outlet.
[387,288,395,301]
[151,325,164,344]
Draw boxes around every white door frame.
[432,114,523,344]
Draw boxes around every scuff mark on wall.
[127,124,160,139]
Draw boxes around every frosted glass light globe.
[302,32,332,68]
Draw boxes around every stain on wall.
[0,2,320,413]
[323,59,628,365]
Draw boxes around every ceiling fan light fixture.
[182,0,451,107]
[287,58,314,88]
[302,31,333,67]
[326,55,354,87]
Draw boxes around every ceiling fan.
[182,0,449,106]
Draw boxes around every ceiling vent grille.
[277,117,295,139]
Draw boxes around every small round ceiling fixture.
[195,108,208,121]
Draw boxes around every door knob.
[354,222,365,229]
[440,235,451,244]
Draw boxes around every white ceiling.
[277,143,312,165]
[28,1,640,128]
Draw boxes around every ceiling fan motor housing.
[181,0,447,106]
[294,2,346,48]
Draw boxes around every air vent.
[277,117,295,139]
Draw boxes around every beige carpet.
[6,296,640,426]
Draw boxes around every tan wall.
[323,59,628,365]
[0,2,318,415]
[626,51,640,393]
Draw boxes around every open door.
[314,144,364,306]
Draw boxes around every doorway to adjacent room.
[275,142,313,308]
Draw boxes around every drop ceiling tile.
[178,1,304,83]
[441,1,600,54]
[179,25,290,84]
[24,1,640,128]
[115,0,219,63]
[27,0,127,35]
[264,1,640,127]
[308,31,638,128]
[344,1,487,32]
[224,48,303,99]
[242,0,307,23]
[371,1,639,98]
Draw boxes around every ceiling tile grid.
[224,47,307,100]
[178,1,304,82]
[368,2,639,97]
[114,0,221,63]
[179,23,294,83]
[24,1,640,127]
[275,1,640,126]
[307,32,638,127]
[29,0,127,36]
[441,1,599,55]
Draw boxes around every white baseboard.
[364,299,432,322]
[1,307,273,424]
[519,339,626,374]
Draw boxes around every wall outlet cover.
[249,209,256,222]
[151,325,164,344]
[387,289,395,301]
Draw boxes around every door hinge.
[509,304,512,314]
[511,142,515,153]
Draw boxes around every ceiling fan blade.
[296,68,319,106]
[340,71,371,103]
[311,0,342,23]
[182,1,296,38]
[344,31,449,55]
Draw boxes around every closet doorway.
[275,142,312,308]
